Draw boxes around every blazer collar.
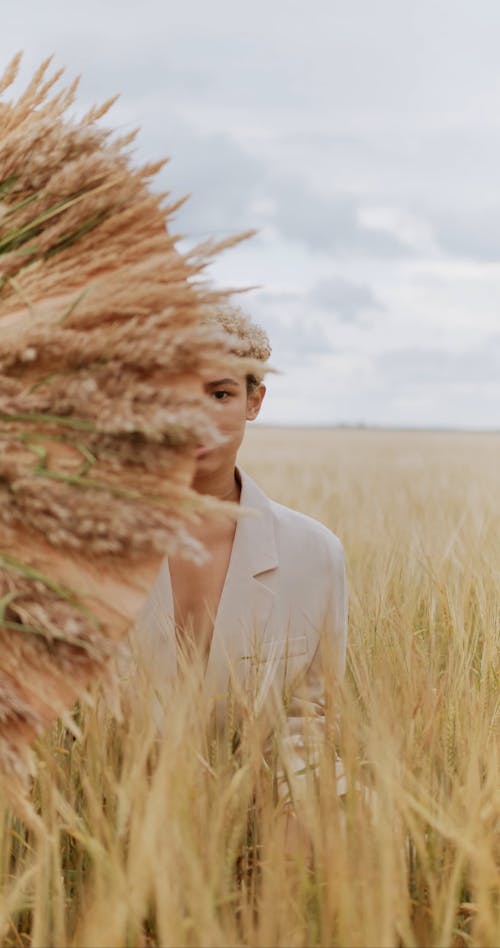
[137,469,280,707]
[236,469,279,577]
[203,469,279,706]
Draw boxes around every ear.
[246,383,266,421]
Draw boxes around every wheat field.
[1,427,499,947]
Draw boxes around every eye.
[211,390,230,401]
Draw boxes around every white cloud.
[2,0,500,428]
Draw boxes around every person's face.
[194,369,266,476]
[163,372,205,486]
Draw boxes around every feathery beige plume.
[0,54,250,784]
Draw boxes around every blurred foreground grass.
[1,427,499,947]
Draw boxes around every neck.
[193,465,241,503]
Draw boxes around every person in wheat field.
[127,304,348,808]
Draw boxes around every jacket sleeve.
[274,535,348,806]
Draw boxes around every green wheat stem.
[0,412,95,431]
[0,176,18,198]
[0,552,100,631]
[0,183,113,253]
[2,617,101,656]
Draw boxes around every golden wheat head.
[0,54,249,783]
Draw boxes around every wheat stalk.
[0,53,246,784]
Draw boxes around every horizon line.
[253,422,500,434]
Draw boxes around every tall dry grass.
[1,427,499,947]
[0,55,251,781]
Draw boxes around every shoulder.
[269,497,344,568]
[239,468,344,575]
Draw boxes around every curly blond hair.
[204,303,270,389]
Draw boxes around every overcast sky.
[2,0,500,428]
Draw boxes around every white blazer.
[129,470,347,797]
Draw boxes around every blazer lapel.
[132,555,177,730]
[204,470,279,711]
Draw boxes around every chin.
[194,447,236,477]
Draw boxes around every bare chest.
[168,525,236,657]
